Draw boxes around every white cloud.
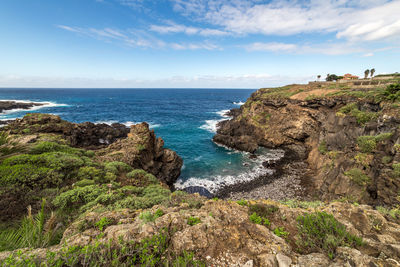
[245,42,297,52]
[245,41,367,55]
[363,52,374,57]
[150,22,228,36]
[0,73,312,88]
[171,0,400,42]
[58,25,220,50]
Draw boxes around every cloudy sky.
[1,0,399,88]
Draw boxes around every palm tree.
[364,69,370,79]
[370,68,375,78]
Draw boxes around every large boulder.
[99,122,183,185]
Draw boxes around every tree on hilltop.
[326,74,339,81]
[364,69,370,79]
[317,75,321,81]
[370,68,375,78]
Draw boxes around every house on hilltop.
[343,73,359,80]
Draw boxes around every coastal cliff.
[214,81,400,205]
[1,83,400,266]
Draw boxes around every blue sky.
[0,0,399,88]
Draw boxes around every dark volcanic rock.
[5,113,130,148]
[0,101,44,113]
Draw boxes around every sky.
[0,0,399,88]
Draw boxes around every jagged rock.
[99,122,183,185]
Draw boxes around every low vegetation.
[296,212,363,259]
[337,103,379,125]
[3,230,205,267]
[344,168,371,186]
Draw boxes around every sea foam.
[199,109,232,133]
[175,149,285,194]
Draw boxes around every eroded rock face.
[99,122,183,185]
[214,87,400,205]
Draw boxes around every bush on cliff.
[53,183,170,214]
[337,103,379,125]
[383,83,400,101]
[344,168,371,186]
[296,211,363,259]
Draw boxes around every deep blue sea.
[0,89,283,193]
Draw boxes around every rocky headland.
[0,79,400,266]
[214,81,400,206]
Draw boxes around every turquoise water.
[0,88,282,193]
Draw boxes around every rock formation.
[214,83,400,205]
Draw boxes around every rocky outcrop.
[4,113,130,148]
[214,84,400,205]
[0,101,44,113]
[3,114,182,185]
[2,198,400,266]
[98,122,183,185]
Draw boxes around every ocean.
[0,88,282,194]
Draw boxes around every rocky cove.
[0,79,400,266]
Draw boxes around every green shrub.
[354,153,373,168]
[318,140,328,155]
[139,209,164,224]
[338,103,379,125]
[273,227,289,238]
[382,156,392,164]
[375,132,393,142]
[383,83,400,101]
[249,212,270,226]
[29,141,82,155]
[95,217,112,231]
[187,217,201,226]
[126,169,158,185]
[74,179,95,187]
[344,168,371,186]
[52,185,108,211]
[282,200,323,209]
[77,166,103,181]
[104,161,132,175]
[376,206,400,219]
[393,163,400,178]
[296,212,363,258]
[357,136,376,153]
[236,199,248,206]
